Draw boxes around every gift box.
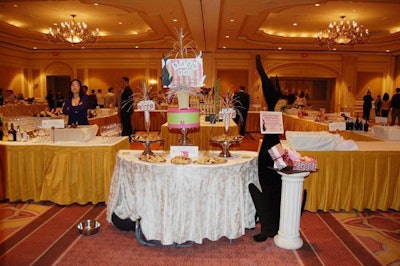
[292,156,317,172]
[273,157,287,170]
[268,143,285,160]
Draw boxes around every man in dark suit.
[233,85,250,136]
[119,76,134,137]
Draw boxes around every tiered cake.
[167,107,200,129]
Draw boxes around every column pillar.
[274,171,310,250]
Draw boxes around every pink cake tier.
[167,107,200,129]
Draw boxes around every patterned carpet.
[0,202,399,265]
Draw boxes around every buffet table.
[283,113,382,141]
[107,150,259,245]
[0,137,130,204]
[299,141,400,212]
[160,118,240,150]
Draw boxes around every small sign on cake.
[260,111,284,134]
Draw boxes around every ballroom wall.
[0,44,399,113]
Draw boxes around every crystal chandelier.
[46,15,99,45]
[317,16,369,49]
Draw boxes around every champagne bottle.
[8,123,17,141]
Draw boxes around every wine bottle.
[8,123,17,141]
[363,120,369,132]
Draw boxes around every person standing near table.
[375,94,382,117]
[233,85,250,136]
[248,55,282,242]
[96,89,105,108]
[381,93,390,118]
[390,87,400,125]
[362,90,374,122]
[62,79,89,125]
[45,90,55,110]
[104,87,116,108]
[119,76,134,137]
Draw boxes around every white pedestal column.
[274,171,310,250]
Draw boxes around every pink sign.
[162,56,205,88]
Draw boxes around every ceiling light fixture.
[316,16,369,49]
[45,15,99,46]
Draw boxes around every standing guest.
[362,90,374,122]
[119,76,134,137]
[88,89,98,109]
[5,89,17,104]
[0,88,4,106]
[96,89,105,108]
[295,91,307,108]
[375,95,382,116]
[233,85,250,136]
[381,93,390,118]
[56,91,64,108]
[104,87,116,108]
[390,87,400,125]
[45,90,55,110]
[286,88,296,108]
[62,79,89,125]
[248,55,282,242]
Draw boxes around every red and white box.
[268,143,285,160]
[292,156,317,172]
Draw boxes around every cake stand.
[177,127,194,145]
[131,135,163,156]
[210,135,243,157]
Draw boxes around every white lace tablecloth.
[107,150,259,245]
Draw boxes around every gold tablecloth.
[302,148,400,212]
[0,137,130,204]
[160,118,240,151]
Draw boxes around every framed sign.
[260,111,284,134]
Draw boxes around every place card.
[328,122,346,131]
[170,145,199,158]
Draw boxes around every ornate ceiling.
[0,0,399,54]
